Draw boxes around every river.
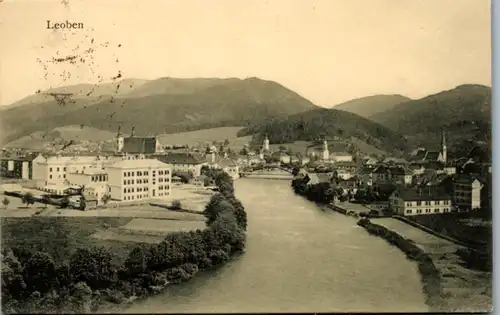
[124,179,428,313]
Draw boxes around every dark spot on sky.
[118,44,121,47]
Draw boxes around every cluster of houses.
[295,131,492,217]
[1,128,491,217]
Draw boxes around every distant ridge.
[333,94,411,118]
[0,77,318,145]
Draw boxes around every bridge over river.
[239,167,294,180]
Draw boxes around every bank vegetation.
[1,170,247,314]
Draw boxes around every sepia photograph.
[0,0,493,313]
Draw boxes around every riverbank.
[1,170,248,314]
[357,218,492,312]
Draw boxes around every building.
[32,153,121,189]
[322,139,330,161]
[335,169,352,180]
[116,126,163,154]
[263,134,270,152]
[388,186,452,216]
[155,152,206,177]
[454,174,485,211]
[411,130,447,164]
[66,168,109,202]
[106,158,172,202]
[0,152,38,179]
[271,151,291,164]
[356,166,375,186]
[212,156,240,179]
[330,152,353,163]
[372,165,413,187]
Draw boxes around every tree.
[78,197,86,211]
[41,195,50,209]
[2,197,10,209]
[171,200,182,210]
[70,247,116,290]
[224,139,230,146]
[203,193,235,226]
[124,246,149,276]
[22,192,35,207]
[24,251,57,294]
[60,197,69,209]
[101,194,111,205]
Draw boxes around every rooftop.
[394,186,451,201]
[108,158,171,169]
[156,152,205,165]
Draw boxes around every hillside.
[237,107,408,155]
[370,85,491,135]
[1,79,150,110]
[368,84,491,151]
[0,77,317,145]
[333,94,411,118]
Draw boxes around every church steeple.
[263,133,270,151]
[441,129,447,164]
[116,125,124,152]
[322,138,329,160]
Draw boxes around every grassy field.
[158,126,252,150]
[1,215,206,266]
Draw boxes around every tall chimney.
[131,126,135,137]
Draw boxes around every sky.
[0,0,491,107]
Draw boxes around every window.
[444,200,449,205]
[63,167,66,171]
[406,202,412,207]
[425,201,431,206]
[426,209,431,213]
[416,201,422,206]
[416,209,422,214]
[49,174,52,179]
[57,167,60,172]
[123,180,126,185]
[434,209,439,213]
[63,174,66,178]
[406,210,412,214]
[123,188,126,193]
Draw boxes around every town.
[1,127,491,221]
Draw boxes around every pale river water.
[125,179,428,313]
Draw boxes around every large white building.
[389,187,452,216]
[106,159,172,202]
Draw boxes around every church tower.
[322,138,329,160]
[441,129,447,165]
[116,125,124,152]
[263,134,270,151]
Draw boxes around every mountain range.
[0,77,316,145]
[0,78,491,157]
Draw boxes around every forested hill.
[370,84,491,136]
[0,77,317,145]
[237,108,408,154]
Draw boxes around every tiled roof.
[394,186,451,201]
[389,166,412,176]
[157,153,205,165]
[424,151,441,161]
[357,166,375,175]
[108,158,170,169]
[414,150,427,160]
[122,137,158,154]
[216,157,238,168]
